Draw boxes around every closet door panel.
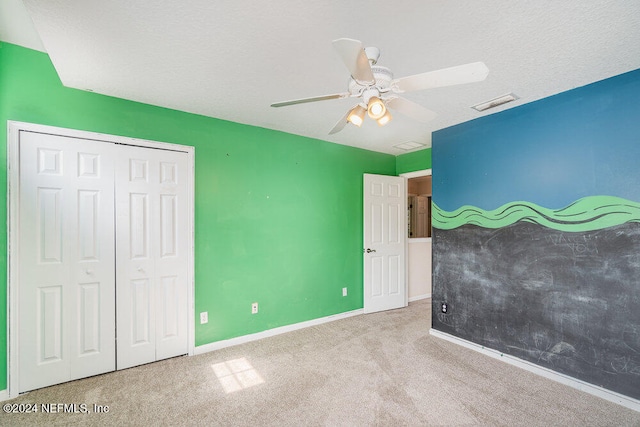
[72,143,117,380]
[116,147,189,369]
[116,153,156,369]
[155,152,189,360]
[18,132,116,392]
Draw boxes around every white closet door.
[116,146,189,369]
[18,132,116,392]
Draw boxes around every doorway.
[401,169,432,302]
[7,121,195,397]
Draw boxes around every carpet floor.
[2,299,639,426]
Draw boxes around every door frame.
[400,168,432,302]
[7,121,196,398]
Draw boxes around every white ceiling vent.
[394,141,425,151]
[472,93,519,112]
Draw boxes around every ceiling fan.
[271,38,489,134]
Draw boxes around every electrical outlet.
[441,302,449,314]
[200,311,208,324]
[251,302,258,314]
[342,287,348,297]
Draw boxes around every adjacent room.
[1,0,639,424]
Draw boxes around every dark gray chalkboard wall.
[432,222,640,400]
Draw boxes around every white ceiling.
[4,1,640,155]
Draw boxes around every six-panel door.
[363,173,407,314]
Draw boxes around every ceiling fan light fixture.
[347,105,366,127]
[367,97,386,120]
[376,110,392,127]
[272,39,490,136]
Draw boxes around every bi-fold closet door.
[18,131,189,393]
[115,144,190,370]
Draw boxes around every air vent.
[394,141,425,151]
[472,93,519,112]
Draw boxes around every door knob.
[365,248,376,253]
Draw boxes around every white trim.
[400,169,432,308]
[7,122,20,399]
[7,121,192,153]
[7,121,195,398]
[186,142,196,357]
[400,168,432,179]
[0,389,9,402]
[408,294,431,302]
[195,309,364,355]
[430,329,640,413]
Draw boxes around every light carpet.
[3,299,639,426]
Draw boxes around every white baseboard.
[195,308,364,355]
[0,389,9,402]
[430,329,640,413]
[409,293,431,302]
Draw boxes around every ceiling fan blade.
[386,97,437,123]
[328,109,352,135]
[332,38,375,85]
[271,92,349,108]
[392,62,489,93]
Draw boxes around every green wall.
[0,42,396,390]
[396,148,431,174]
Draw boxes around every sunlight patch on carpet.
[211,357,265,393]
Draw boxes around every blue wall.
[431,68,640,401]
[433,69,640,211]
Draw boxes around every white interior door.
[18,131,116,392]
[363,173,407,314]
[116,146,190,369]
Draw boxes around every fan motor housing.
[348,65,394,95]
[372,66,393,89]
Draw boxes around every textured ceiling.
[5,1,640,154]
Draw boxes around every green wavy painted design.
[432,196,640,232]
